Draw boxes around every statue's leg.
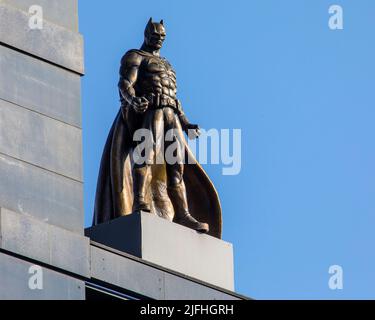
[132,164,152,213]
[162,107,209,232]
[131,111,156,213]
[166,163,209,233]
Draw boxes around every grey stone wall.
[0,2,83,73]
[0,0,79,31]
[0,1,83,233]
[0,252,85,300]
[0,208,90,277]
[0,0,86,300]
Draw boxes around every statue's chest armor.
[139,56,177,94]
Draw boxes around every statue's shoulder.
[121,49,153,66]
[161,56,173,67]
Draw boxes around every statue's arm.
[176,101,201,140]
[119,52,148,113]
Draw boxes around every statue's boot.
[132,166,151,213]
[168,183,209,233]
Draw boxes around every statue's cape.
[93,109,223,239]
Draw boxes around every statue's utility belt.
[144,93,179,111]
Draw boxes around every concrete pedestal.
[85,212,235,291]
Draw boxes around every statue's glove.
[179,113,201,140]
[130,96,149,114]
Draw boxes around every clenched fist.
[131,96,149,113]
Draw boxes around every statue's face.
[145,20,166,50]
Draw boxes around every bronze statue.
[93,18,222,238]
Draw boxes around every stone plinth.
[85,212,235,291]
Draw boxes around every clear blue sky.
[79,0,375,299]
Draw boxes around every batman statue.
[93,18,222,238]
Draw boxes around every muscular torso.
[119,51,178,103]
[136,54,177,99]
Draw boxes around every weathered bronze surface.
[93,18,222,238]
